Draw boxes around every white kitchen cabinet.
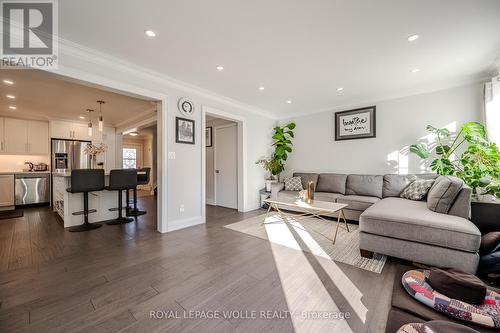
[0,175,14,208]
[51,120,91,141]
[27,121,49,154]
[0,118,4,153]
[4,118,28,153]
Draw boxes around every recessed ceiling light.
[6,94,15,99]
[3,79,13,85]
[411,68,421,73]
[144,30,156,37]
[407,34,419,42]
[216,65,224,71]
[9,106,16,110]
[79,116,85,119]
[286,100,292,104]
[337,87,344,92]
[129,132,139,136]
[258,86,265,91]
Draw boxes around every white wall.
[54,41,275,232]
[283,83,484,176]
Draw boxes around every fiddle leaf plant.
[410,122,500,199]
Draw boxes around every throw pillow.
[479,232,500,256]
[426,176,464,214]
[400,179,434,200]
[426,267,486,305]
[284,176,303,191]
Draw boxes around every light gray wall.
[283,83,484,176]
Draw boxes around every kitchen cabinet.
[51,121,91,141]
[0,117,4,153]
[0,175,15,207]
[27,121,49,154]
[2,118,49,154]
[4,118,28,153]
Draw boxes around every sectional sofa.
[270,172,481,274]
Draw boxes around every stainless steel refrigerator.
[51,139,92,173]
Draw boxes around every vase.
[306,181,315,203]
[91,155,97,169]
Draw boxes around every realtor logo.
[0,0,58,69]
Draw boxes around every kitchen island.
[52,172,126,228]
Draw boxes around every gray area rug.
[225,212,387,273]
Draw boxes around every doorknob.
[215,170,220,174]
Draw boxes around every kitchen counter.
[52,173,125,228]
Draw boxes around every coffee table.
[263,197,349,244]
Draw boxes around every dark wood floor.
[0,198,396,332]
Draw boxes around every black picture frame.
[205,126,213,147]
[334,106,376,141]
[175,117,195,144]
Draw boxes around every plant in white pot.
[256,158,281,191]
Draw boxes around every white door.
[0,117,4,152]
[4,118,28,153]
[27,121,49,154]
[215,125,238,209]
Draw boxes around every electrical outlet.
[168,151,176,159]
[179,204,185,213]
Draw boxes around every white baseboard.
[167,216,204,232]
[206,198,215,205]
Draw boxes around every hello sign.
[334,106,376,141]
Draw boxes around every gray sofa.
[271,172,481,274]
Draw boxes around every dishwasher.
[15,173,50,206]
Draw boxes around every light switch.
[168,152,176,159]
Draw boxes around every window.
[123,148,137,169]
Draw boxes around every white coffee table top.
[264,197,347,213]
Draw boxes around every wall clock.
[178,97,194,117]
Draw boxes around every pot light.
[6,94,15,99]
[286,100,292,104]
[258,86,265,91]
[79,116,85,119]
[337,87,344,92]
[3,80,13,85]
[145,30,156,37]
[129,132,139,136]
[9,106,16,110]
[407,34,419,42]
[216,65,224,71]
[411,68,421,73]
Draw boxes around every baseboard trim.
[243,201,261,212]
[167,216,204,232]
[206,198,215,205]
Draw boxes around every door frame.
[213,123,238,207]
[201,105,246,223]
[47,68,168,233]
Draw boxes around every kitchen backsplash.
[0,155,50,172]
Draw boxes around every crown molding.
[56,37,276,120]
[278,76,490,120]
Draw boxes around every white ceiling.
[0,69,156,125]
[58,0,500,117]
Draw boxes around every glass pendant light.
[87,109,94,137]
[97,100,105,132]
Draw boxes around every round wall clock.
[178,97,194,117]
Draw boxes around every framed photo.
[176,117,195,144]
[334,106,376,141]
[205,126,213,147]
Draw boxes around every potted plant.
[410,122,499,232]
[84,143,108,169]
[256,122,296,191]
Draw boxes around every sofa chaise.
[271,172,481,274]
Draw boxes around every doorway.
[205,116,238,209]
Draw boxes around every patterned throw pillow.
[284,176,303,191]
[400,179,434,201]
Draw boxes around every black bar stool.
[106,169,137,225]
[66,169,105,232]
[127,167,151,217]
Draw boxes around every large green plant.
[256,122,296,179]
[410,122,500,198]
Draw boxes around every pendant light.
[97,100,105,132]
[87,109,94,137]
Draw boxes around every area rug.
[225,212,387,273]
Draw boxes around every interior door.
[215,124,238,209]
[4,118,27,153]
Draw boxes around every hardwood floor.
[0,198,396,332]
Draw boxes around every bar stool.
[66,169,105,232]
[106,169,137,225]
[127,167,151,217]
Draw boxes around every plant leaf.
[430,158,454,175]
[435,145,451,156]
[410,144,430,159]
